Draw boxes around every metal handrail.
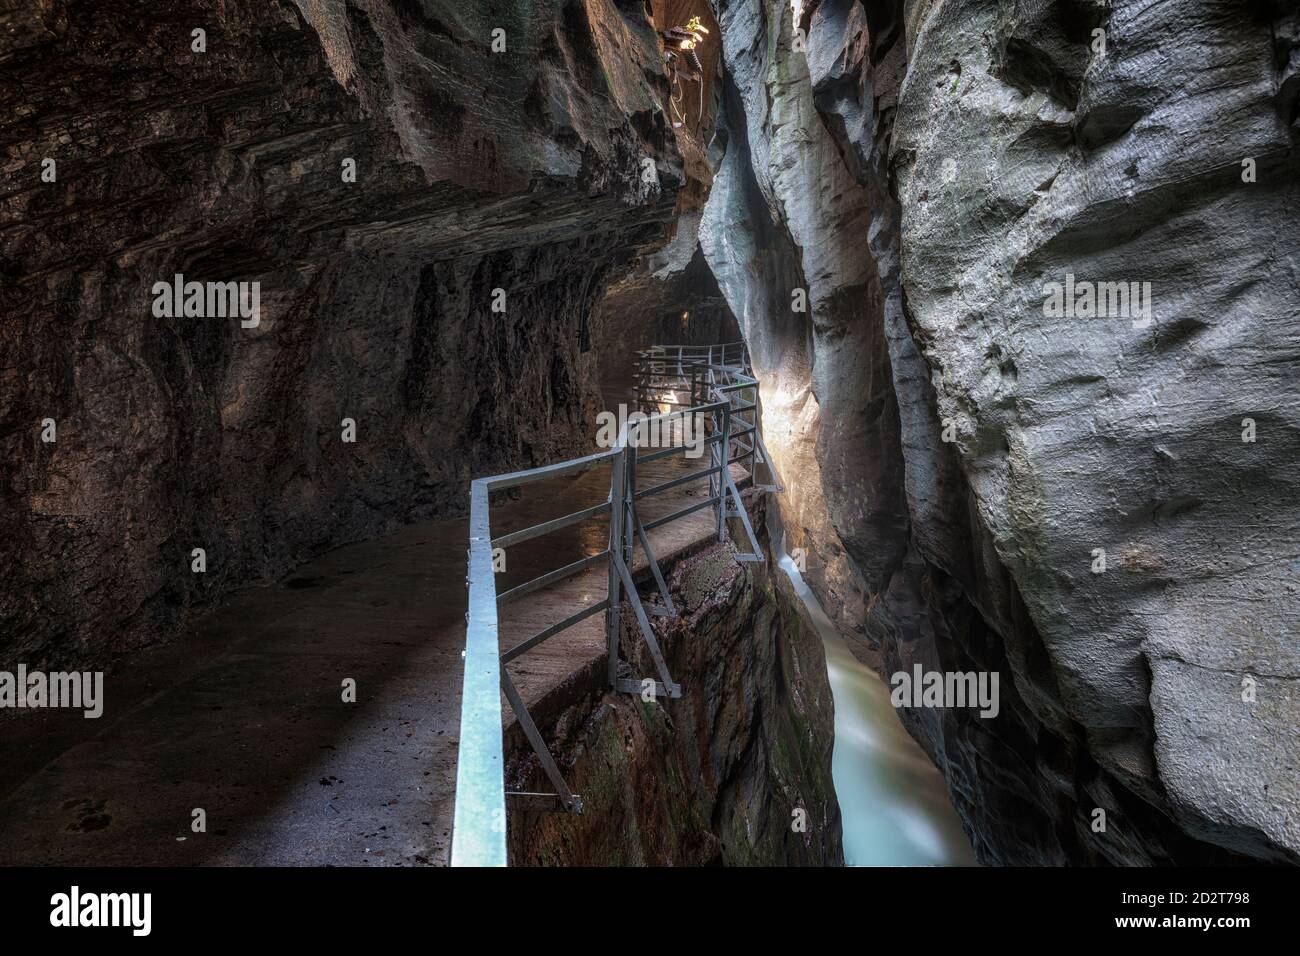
[450,344,780,866]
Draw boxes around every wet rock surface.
[506,534,842,866]
[701,0,1298,863]
[893,0,1300,863]
[1,0,682,669]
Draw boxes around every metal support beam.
[507,791,583,812]
[501,599,610,664]
[496,550,609,607]
[452,341,781,867]
[500,669,581,814]
[491,499,611,550]
[606,449,625,689]
[633,507,677,617]
[722,467,764,562]
[612,552,681,698]
[717,407,731,542]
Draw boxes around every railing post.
[451,481,507,867]
[717,405,731,541]
[709,403,722,505]
[624,425,637,566]
[745,383,757,475]
[606,448,626,689]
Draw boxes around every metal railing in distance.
[450,342,780,866]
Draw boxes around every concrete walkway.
[0,452,728,865]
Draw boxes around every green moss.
[517,533,841,866]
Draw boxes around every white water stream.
[776,536,978,866]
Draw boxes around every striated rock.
[589,2,730,401]
[702,0,1298,863]
[506,536,842,865]
[893,0,1300,862]
[1,0,683,669]
[7,0,1295,870]
[701,0,908,636]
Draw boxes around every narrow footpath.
[0,399,728,866]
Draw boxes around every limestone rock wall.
[701,0,908,637]
[893,0,1300,863]
[0,0,683,669]
[701,0,1299,863]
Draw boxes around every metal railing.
[632,342,751,411]
[450,343,782,866]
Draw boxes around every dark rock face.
[1,1,682,669]
[590,1,732,400]
[893,0,1300,863]
[8,0,1295,871]
[702,0,1299,864]
[507,537,842,866]
[590,210,741,401]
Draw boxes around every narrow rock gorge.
[701,0,1299,865]
[507,532,841,866]
[2,0,835,870]
[2,0,1297,874]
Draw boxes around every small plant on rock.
[663,16,710,129]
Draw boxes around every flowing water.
[606,352,976,866]
[776,537,978,866]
